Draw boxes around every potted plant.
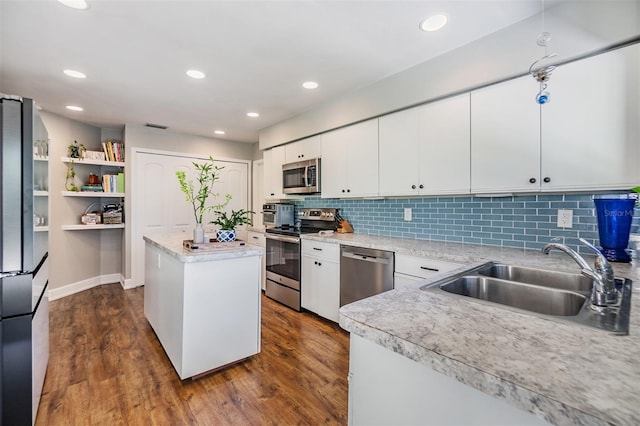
[176,156,231,243]
[210,209,254,242]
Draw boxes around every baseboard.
[48,273,124,301]
[121,277,139,290]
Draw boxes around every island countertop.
[304,233,640,425]
[143,233,263,263]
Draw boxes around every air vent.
[145,123,168,129]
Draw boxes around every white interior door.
[132,150,249,287]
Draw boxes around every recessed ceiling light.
[214,130,225,135]
[57,0,88,10]
[419,14,448,32]
[247,112,260,118]
[63,69,86,79]
[66,105,84,112]
[302,81,319,89]
[186,70,206,79]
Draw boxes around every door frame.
[126,147,251,288]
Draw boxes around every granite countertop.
[302,233,640,425]
[143,233,263,263]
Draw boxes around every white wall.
[122,124,257,282]
[259,0,640,149]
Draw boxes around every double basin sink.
[421,262,632,334]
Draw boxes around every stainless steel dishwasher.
[340,245,394,306]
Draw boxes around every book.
[117,172,124,193]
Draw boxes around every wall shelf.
[34,190,49,197]
[34,226,49,232]
[61,157,124,167]
[61,191,124,197]
[61,224,125,231]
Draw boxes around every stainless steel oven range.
[265,208,338,311]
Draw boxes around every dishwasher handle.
[342,251,391,265]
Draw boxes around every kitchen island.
[143,233,263,380]
[304,233,640,425]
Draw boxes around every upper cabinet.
[379,94,471,196]
[284,135,321,163]
[263,145,286,199]
[471,44,639,194]
[321,119,379,199]
[471,76,541,193]
[541,44,639,191]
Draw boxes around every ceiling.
[0,0,550,144]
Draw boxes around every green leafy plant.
[632,186,640,206]
[210,209,254,230]
[67,140,85,159]
[176,156,231,224]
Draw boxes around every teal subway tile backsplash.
[294,193,640,255]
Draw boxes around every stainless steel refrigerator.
[0,95,49,425]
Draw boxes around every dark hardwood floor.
[36,284,350,425]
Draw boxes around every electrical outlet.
[404,208,412,221]
[557,209,573,228]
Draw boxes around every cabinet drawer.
[395,254,462,279]
[302,240,340,260]
[247,231,265,247]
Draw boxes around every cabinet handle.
[342,189,346,193]
[543,177,551,183]
[419,184,424,189]
[252,236,259,240]
[347,189,351,193]
[318,262,322,266]
[529,178,536,184]
[313,247,323,251]
[411,185,416,189]
[420,266,439,272]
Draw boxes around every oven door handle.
[266,234,300,244]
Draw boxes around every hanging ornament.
[529,3,558,104]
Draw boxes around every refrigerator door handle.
[0,270,21,279]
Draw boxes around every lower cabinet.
[247,230,266,291]
[301,240,340,322]
[394,254,464,289]
[348,334,549,425]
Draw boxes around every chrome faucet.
[542,238,618,306]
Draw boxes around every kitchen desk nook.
[143,234,263,380]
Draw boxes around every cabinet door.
[471,76,541,193]
[263,145,286,199]
[321,128,350,198]
[314,260,340,322]
[345,119,379,198]
[284,135,321,163]
[542,44,640,190]
[379,108,421,196]
[301,254,318,312]
[419,94,471,195]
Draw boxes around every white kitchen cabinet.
[144,240,261,380]
[348,334,549,425]
[379,94,471,196]
[263,145,286,199]
[301,240,340,322]
[284,135,321,163]
[394,254,463,289]
[471,75,541,193]
[471,45,639,194]
[541,44,639,191]
[321,119,379,198]
[247,230,266,291]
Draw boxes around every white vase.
[193,223,205,243]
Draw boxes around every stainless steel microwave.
[282,158,321,194]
